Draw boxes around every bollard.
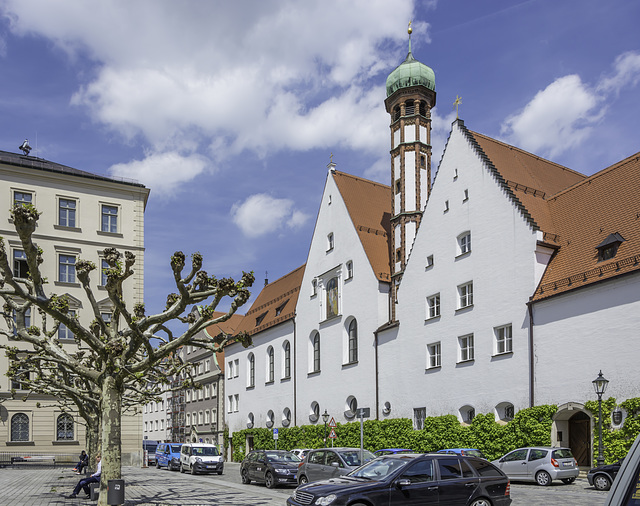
[107,479,125,505]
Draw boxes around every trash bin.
[107,479,125,505]
[89,482,99,501]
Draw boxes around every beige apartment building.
[0,147,149,465]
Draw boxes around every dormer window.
[275,299,289,316]
[596,233,625,262]
[255,312,267,327]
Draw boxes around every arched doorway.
[552,402,592,467]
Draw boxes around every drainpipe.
[528,301,535,408]
[374,328,379,420]
[293,319,297,426]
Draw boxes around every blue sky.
[1,0,639,321]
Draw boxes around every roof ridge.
[547,151,640,202]
[332,170,391,190]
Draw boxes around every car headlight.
[171,457,179,463]
[274,468,288,474]
[315,495,337,505]
[195,457,202,463]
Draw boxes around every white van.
[180,443,224,475]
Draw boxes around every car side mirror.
[500,458,505,463]
[330,461,340,467]
[396,479,411,488]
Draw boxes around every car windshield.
[552,449,574,459]
[464,450,485,459]
[349,457,412,479]
[170,445,181,453]
[338,450,376,466]
[193,447,219,456]
[145,444,157,452]
[266,452,301,463]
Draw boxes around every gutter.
[527,300,535,407]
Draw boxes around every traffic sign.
[328,428,337,439]
[329,417,337,428]
[357,408,370,418]
[273,428,279,439]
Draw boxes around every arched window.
[326,277,339,319]
[313,333,321,372]
[393,105,401,121]
[267,347,274,383]
[266,410,274,428]
[283,341,291,379]
[309,401,320,423]
[11,413,29,441]
[57,413,74,441]
[419,102,427,117]
[247,353,255,388]
[348,319,358,363]
[282,407,292,427]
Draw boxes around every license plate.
[563,462,572,467]
[207,465,216,469]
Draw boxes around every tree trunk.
[86,418,101,470]
[99,376,122,506]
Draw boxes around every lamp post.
[592,370,609,467]
[322,410,330,448]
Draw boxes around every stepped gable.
[332,171,392,282]
[532,152,640,301]
[234,265,306,337]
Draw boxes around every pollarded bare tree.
[0,204,253,505]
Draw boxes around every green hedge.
[227,405,557,462]
[585,397,640,465]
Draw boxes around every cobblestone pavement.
[0,462,610,505]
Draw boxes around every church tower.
[384,25,436,319]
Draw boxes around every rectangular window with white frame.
[459,334,474,362]
[13,250,29,279]
[227,396,233,414]
[426,293,440,319]
[101,259,109,286]
[427,342,441,369]
[233,359,239,378]
[58,198,77,228]
[495,324,513,354]
[13,190,33,207]
[234,394,239,412]
[457,231,471,256]
[59,254,76,283]
[413,407,426,430]
[101,204,118,233]
[458,281,473,309]
[58,310,76,340]
[227,361,233,379]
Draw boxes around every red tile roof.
[332,171,392,282]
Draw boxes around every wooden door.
[569,411,591,466]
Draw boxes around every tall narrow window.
[326,277,339,319]
[346,261,353,279]
[57,413,74,441]
[247,354,255,388]
[58,310,76,340]
[457,232,471,255]
[267,346,274,383]
[427,342,441,369]
[313,333,321,372]
[101,259,109,286]
[11,413,29,441]
[101,205,118,233]
[59,254,76,283]
[495,324,513,354]
[13,250,29,279]
[327,233,334,251]
[458,282,473,309]
[459,334,474,362]
[59,199,76,227]
[348,319,358,363]
[413,407,426,430]
[11,361,30,390]
[426,294,440,319]
[283,341,291,379]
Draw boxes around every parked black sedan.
[287,453,511,506]
[587,458,624,491]
[240,450,301,488]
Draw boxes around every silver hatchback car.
[297,447,376,485]
[492,447,579,486]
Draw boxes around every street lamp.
[592,370,609,466]
[322,409,330,448]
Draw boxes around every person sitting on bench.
[68,454,101,499]
[73,450,89,474]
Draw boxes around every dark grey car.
[297,447,376,485]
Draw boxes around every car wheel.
[190,464,197,475]
[265,471,276,489]
[594,474,612,491]
[156,461,160,469]
[241,469,251,484]
[180,464,185,473]
[562,477,576,484]
[470,499,492,506]
[298,474,308,485]
[217,470,223,475]
[536,470,552,486]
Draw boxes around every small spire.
[453,95,462,119]
[408,21,413,54]
[264,271,269,287]
[327,152,336,172]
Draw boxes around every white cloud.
[108,151,209,196]
[501,75,600,158]
[501,50,640,158]
[231,193,310,238]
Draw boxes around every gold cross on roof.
[453,95,462,119]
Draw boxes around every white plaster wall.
[380,123,539,420]
[420,125,427,144]
[404,124,415,143]
[533,273,640,406]
[405,152,416,211]
[405,221,416,263]
[394,129,400,149]
[294,173,389,427]
[225,320,296,435]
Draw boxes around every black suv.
[240,450,301,488]
[288,453,511,506]
[587,458,624,491]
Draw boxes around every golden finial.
[453,95,462,119]
[329,152,334,164]
[408,21,412,35]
